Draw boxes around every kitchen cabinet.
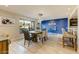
[0,40,8,54]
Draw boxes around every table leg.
[74,38,77,52]
[62,36,65,47]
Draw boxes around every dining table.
[29,31,42,34]
[29,31,43,42]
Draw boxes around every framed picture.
[0,17,16,26]
[70,18,77,27]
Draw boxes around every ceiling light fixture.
[38,13,43,17]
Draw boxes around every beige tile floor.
[9,37,79,54]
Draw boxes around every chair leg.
[24,40,26,45]
[44,36,48,41]
[28,40,31,47]
[71,39,74,48]
[44,37,46,41]
[62,37,65,47]
[42,38,44,44]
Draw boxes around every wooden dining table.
[29,31,43,42]
[29,31,42,34]
[62,32,77,51]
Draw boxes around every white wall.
[0,9,23,42]
[78,6,79,48]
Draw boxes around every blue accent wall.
[41,18,68,35]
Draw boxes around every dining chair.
[31,33,38,42]
[20,28,33,47]
[37,32,43,43]
[62,31,77,51]
[24,31,33,47]
[37,31,48,44]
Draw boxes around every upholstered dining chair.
[20,28,33,47]
[37,30,48,44]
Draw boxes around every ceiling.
[0,5,77,20]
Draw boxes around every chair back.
[62,28,66,34]
[21,28,30,40]
[42,30,48,37]
[24,31,30,40]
